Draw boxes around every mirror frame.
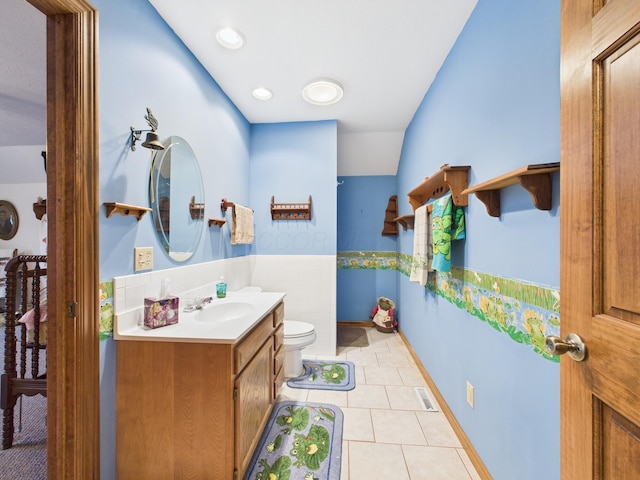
[149,136,205,261]
[0,200,19,240]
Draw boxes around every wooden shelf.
[462,162,560,217]
[33,198,47,220]
[394,214,415,231]
[381,195,399,236]
[189,196,205,220]
[103,202,151,221]
[270,195,312,220]
[208,218,227,228]
[407,164,471,211]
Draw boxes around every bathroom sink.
[196,300,255,322]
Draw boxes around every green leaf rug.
[286,360,356,391]
[243,401,344,480]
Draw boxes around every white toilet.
[239,286,316,378]
[283,320,316,378]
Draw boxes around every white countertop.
[114,291,286,344]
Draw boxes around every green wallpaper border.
[99,280,114,341]
[338,251,560,362]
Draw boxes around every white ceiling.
[148,0,477,175]
[0,0,477,179]
[0,0,46,149]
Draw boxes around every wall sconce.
[130,107,165,151]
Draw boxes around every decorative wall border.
[99,280,114,340]
[338,251,560,362]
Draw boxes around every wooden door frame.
[27,0,100,478]
[559,0,593,477]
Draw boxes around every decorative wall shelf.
[407,164,471,211]
[270,195,312,220]
[103,202,151,221]
[208,218,227,228]
[33,198,47,220]
[381,195,399,236]
[394,214,415,231]
[189,196,205,220]
[462,162,560,217]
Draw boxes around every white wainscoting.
[113,254,336,356]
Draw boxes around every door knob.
[545,333,586,362]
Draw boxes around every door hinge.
[67,301,77,318]
[233,388,238,400]
[233,469,238,480]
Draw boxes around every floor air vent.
[415,387,439,412]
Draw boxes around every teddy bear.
[370,296,397,333]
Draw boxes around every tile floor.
[277,327,481,480]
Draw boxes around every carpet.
[243,401,343,480]
[0,325,47,479]
[337,326,369,348]
[286,360,355,391]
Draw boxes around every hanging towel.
[431,193,465,273]
[409,204,433,285]
[231,204,255,245]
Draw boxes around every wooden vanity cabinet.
[116,301,286,479]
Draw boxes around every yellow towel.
[231,204,254,245]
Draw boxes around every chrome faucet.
[184,296,213,312]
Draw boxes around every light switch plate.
[134,247,153,271]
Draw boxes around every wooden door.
[560,0,640,477]
[234,339,273,477]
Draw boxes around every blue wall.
[337,175,397,320]
[97,0,251,281]
[250,121,337,256]
[396,1,560,479]
[95,0,252,477]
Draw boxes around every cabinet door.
[234,338,273,476]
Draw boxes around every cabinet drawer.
[235,317,274,374]
[273,323,284,352]
[273,302,285,328]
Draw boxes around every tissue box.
[144,296,179,329]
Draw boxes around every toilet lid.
[285,321,315,338]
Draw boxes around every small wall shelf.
[208,218,227,228]
[33,198,47,220]
[103,202,151,221]
[407,164,471,211]
[270,195,312,220]
[394,214,415,231]
[462,162,560,217]
[189,196,205,220]
[381,195,399,236]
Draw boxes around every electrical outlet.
[134,247,153,271]
[466,381,474,409]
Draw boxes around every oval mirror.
[149,136,204,262]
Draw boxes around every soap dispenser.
[216,276,227,298]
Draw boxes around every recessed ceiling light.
[215,27,245,49]
[252,87,273,100]
[302,78,344,105]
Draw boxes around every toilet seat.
[284,321,315,338]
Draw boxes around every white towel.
[409,204,433,286]
[231,204,254,245]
